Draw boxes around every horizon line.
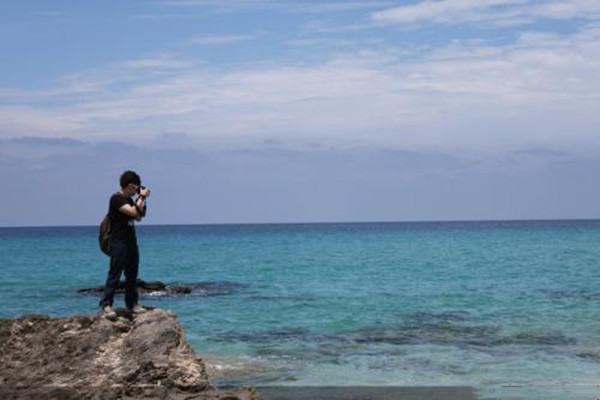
[1,217,599,229]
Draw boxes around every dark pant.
[99,239,139,309]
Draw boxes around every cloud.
[372,0,530,26]
[2,138,599,226]
[1,23,600,156]
[512,147,570,156]
[156,0,279,9]
[37,10,62,17]
[157,0,395,14]
[0,106,84,135]
[283,1,396,14]
[7,136,87,147]
[188,34,256,46]
[55,53,197,94]
[533,0,600,19]
[300,20,376,35]
[372,0,600,27]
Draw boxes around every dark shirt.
[109,193,137,244]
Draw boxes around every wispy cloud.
[156,0,279,9]
[7,136,86,147]
[157,0,395,14]
[1,23,600,155]
[55,53,198,94]
[188,34,256,46]
[37,10,62,17]
[372,0,600,27]
[301,19,375,35]
[139,1,392,20]
[283,1,396,14]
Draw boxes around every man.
[100,170,151,320]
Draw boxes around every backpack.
[99,214,112,256]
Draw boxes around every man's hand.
[139,187,151,198]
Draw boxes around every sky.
[1,0,599,226]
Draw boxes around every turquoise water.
[1,221,600,399]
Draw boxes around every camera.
[137,186,146,193]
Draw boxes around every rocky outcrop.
[0,308,263,400]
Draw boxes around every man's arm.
[118,201,144,221]
[118,188,150,221]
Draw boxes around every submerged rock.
[0,308,263,400]
[77,279,247,297]
[77,279,192,295]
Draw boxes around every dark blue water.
[1,220,600,399]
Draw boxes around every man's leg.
[99,241,127,308]
[124,244,140,309]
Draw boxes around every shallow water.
[1,220,600,399]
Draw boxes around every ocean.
[1,220,599,399]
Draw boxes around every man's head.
[120,170,142,196]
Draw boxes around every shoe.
[103,305,117,320]
[131,305,148,314]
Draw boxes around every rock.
[169,285,193,294]
[78,279,173,295]
[78,280,246,297]
[0,308,264,400]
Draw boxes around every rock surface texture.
[0,308,263,400]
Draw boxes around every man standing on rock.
[100,170,151,320]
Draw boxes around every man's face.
[123,183,139,197]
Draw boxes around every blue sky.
[1,0,600,226]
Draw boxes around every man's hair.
[120,170,141,189]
